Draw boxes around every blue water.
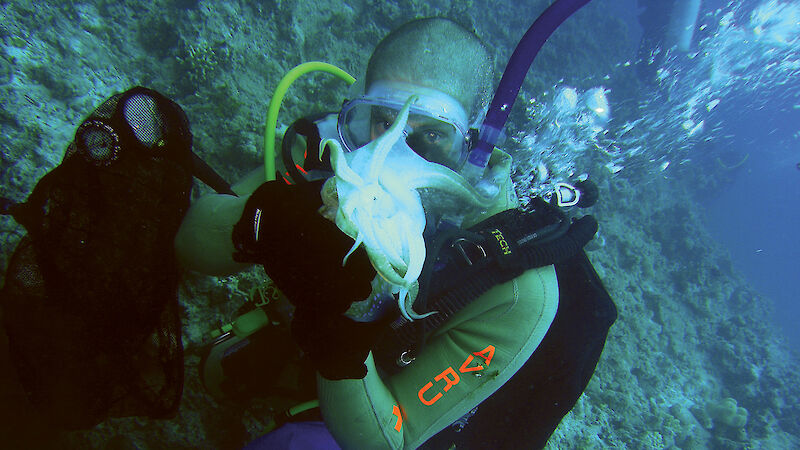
[701,103,800,352]
[615,0,800,353]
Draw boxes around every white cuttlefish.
[319,96,493,321]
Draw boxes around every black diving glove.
[292,308,389,380]
[232,180,382,379]
[232,180,376,315]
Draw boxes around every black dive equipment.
[280,113,333,184]
[373,197,599,374]
[0,87,230,429]
[232,179,385,380]
[199,281,318,404]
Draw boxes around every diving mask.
[337,81,471,171]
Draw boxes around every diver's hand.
[292,308,388,380]
[232,180,375,314]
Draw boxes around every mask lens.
[338,100,468,170]
[339,101,373,151]
[405,113,463,170]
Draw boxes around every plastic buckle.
[397,350,416,367]
[451,238,487,266]
[554,182,581,207]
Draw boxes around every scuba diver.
[175,12,616,450]
[0,3,615,449]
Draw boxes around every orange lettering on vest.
[459,354,484,373]
[418,381,443,406]
[473,345,496,366]
[392,405,403,432]
[416,344,496,407]
[434,366,460,392]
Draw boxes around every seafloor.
[1,1,798,449]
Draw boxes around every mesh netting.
[0,87,192,429]
[124,93,166,148]
[76,120,121,164]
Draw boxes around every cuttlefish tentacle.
[406,168,495,209]
[333,169,409,288]
[367,96,418,179]
[323,96,446,320]
[366,246,406,286]
[342,232,363,265]
[337,198,406,272]
[322,138,363,186]
[356,208,407,274]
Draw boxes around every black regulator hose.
[519,215,598,269]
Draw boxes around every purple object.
[243,422,341,450]
[468,0,593,169]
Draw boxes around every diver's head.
[328,21,496,317]
[339,18,493,171]
[365,17,493,126]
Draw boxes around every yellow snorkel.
[264,62,356,181]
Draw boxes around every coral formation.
[708,397,749,429]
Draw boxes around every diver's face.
[369,106,461,169]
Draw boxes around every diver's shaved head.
[366,17,493,123]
